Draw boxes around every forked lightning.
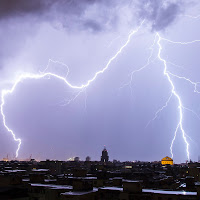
[0,21,144,158]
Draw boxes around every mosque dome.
[161,156,173,165]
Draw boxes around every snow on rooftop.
[22,178,30,182]
[99,187,197,196]
[61,188,98,196]
[44,179,57,182]
[4,170,26,173]
[30,183,72,190]
[67,176,97,180]
[32,169,49,172]
[123,180,142,183]
[100,187,123,191]
[142,189,197,196]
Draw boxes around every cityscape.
[1,147,200,199]
[1,0,200,199]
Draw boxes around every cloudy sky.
[0,0,200,163]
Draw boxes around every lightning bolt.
[166,61,186,70]
[0,21,145,158]
[183,106,200,121]
[121,32,190,160]
[2,16,199,161]
[157,33,190,160]
[119,33,157,97]
[183,14,200,19]
[160,37,200,45]
[116,27,200,161]
[141,31,200,161]
[146,93,172,128]
[156,32,200,160]
[42,59,70,79]
[167,71,200,94]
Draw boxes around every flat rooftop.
[61,188,98,196]
[143,189,197,196]
[30,183,72,190]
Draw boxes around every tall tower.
[101,146,109,162]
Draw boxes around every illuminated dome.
[161,156,173,165]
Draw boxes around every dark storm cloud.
[0,0,186,71]
[0,0,119,69]
[153,3,179,30]
[0,0,50,19]
[83,20,102,32]
[0,0,186,32]
[137,0,181,31]
[0,0,120,32]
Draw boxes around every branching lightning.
[119,33,157,96]
[167,71,200,93]
[135,30,200,160]
[183,14,200,19]
[146,93,172,128]
[0,21,144,158]
[183,106,200,121]
[1,14,200,162]
[157,33,190,160]
[117,28,197,160]
[160,37,200,45]
[156,32,200,160]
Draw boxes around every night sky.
[0,0,200,163]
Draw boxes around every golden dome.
[161,156,173,165]
[161,156,173,161]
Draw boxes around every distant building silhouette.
[85,156,91,162]
[74,157,80,162]
[101,146,109,162]
[2,154,9,162]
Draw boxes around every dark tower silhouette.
[101,146,109,162]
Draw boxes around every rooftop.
[143,189,197,196]
[61,188,98,196]
[30,183,72,190]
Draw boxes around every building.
[2,154,9,162]
[86,156,91,162]
[0,159,197,200]
[74,157,80,162]
[101,146,109,162]
[161,156,173,165]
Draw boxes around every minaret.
[101,146,109,162]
